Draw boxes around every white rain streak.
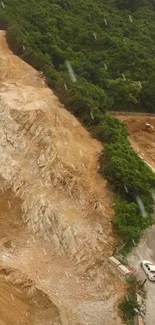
[32,236,36,243]
[65,60,77,83]
[93,32,97,40]
[43,247,47,255]
[8,201,11,209]
[124,185,128,193]
[90,111,94,120]
[151,190,155,203]
[104,18,108,26]
[11,294,14,301]
[1,1,5,8]
[129,15,133,23]
[64,83,68,90]
[122,73,126,81]
[123,39,127,45]
[138,81,142,89]
[132,239,136,246]
[126,294,129,301]
[104,63,107,71]
[135,196,147,218]
[0,186,4,193]
[40,180,44,187]
[65,271,68,277]
[150,190,155,220]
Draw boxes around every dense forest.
[1,0,155,114]
[1,0,155,255]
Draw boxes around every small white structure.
[118,264,131,276]
[108,256,121,267]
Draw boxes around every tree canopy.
[1,0,155,112]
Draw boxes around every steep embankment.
[0,31,124,325]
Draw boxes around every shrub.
[99,115,155,251]
[119,293,139,325]
[6,25,24,55]
[114,198,152,242]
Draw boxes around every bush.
[99,115,155,251]
[119,293,139,325]
[114,198,152,242]
[94,114,128,142]
[6,25,24,55]
[102,140,155,194]
[0,12,10,29]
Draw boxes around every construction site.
[0,29,155,325]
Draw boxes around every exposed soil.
[0,30,125,325]
[0,266,60,325]
[117,114,155,170]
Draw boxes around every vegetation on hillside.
[0,0,155,251]
[119,293,139,325]
[99,115,155,248]
[119,275,145,325]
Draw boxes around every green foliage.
[99,115,155,250]
[95,114,128,142]
[6,26,23,55]
[119,293,139,325]
[0,11,9,29]
[1,0,155,113]
[100,116,155,193]
[114,199,152,241]
[103,140,155,193]
[126,275,147,298]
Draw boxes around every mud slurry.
[0,31,124,325]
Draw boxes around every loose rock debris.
[0,31,125,325]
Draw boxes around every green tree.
[114,199,150,241]
[6,25,23,55]
[116,0,140,11]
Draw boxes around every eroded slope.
[0,31,124,325]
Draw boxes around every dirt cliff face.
[0,31,124,325]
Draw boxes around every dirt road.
[128,227,155,325]
[0,31,125,325]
